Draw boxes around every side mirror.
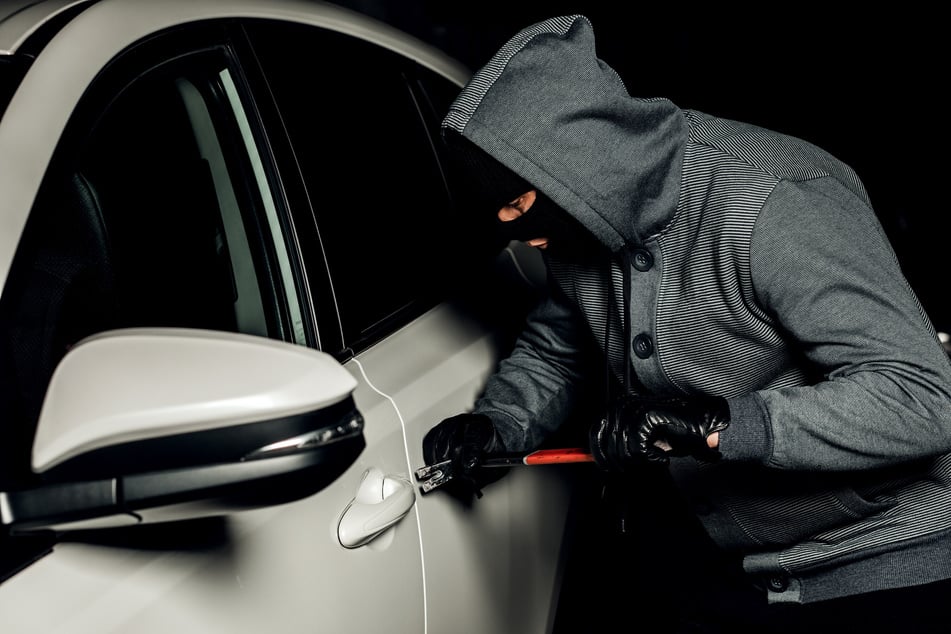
[1,328,365,533]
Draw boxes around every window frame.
[237,19,466,360]
[39,21,317,346]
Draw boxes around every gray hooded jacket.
[443,15,951,604]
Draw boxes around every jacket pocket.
[688,463,898,550]
[728,487,895,548]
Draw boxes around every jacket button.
[766,576,788,592]
[633,333,653,359]
[632,249,653,272]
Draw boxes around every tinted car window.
[0,58,28,120]
[244,21,456,352]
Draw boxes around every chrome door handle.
[337,467,415,548]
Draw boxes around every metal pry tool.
[414,448,594,494]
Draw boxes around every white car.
[0,1,585,632]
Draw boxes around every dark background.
[336,2,948,332]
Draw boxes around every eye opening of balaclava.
[442,130,605,258]
[443,130,532,215]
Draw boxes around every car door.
[240,19,578,634]
[0,15,426,634]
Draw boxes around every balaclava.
[443,130,604,258]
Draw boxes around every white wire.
[349,356,429,634]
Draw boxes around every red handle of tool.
[482,448,594,467]
[523,448,594,464]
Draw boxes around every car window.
[0,31,300,486]
[0,58,27,121]
[243,20,458,354]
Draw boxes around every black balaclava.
[443,131,604,259]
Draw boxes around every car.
[0,1,586,632]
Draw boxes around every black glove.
[422,413,505,500]
[589,395,730,470]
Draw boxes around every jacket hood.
[442,15,686,250]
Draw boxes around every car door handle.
[337,467,415,548]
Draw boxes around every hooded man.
[421,14,951,633]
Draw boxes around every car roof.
[0,0,97,55]
[0,0,471,84]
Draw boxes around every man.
[422,14,951,633]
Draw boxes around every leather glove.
[422,413,505,500]
[589,395,730,471]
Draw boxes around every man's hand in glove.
[422,413,505,502]
[589,395,730,471]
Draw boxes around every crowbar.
[415,448,594,494]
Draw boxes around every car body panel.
[356,299,573,633]
[0,0,94,54]
[0,1,570,632]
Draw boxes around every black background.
[336,2,948,331]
